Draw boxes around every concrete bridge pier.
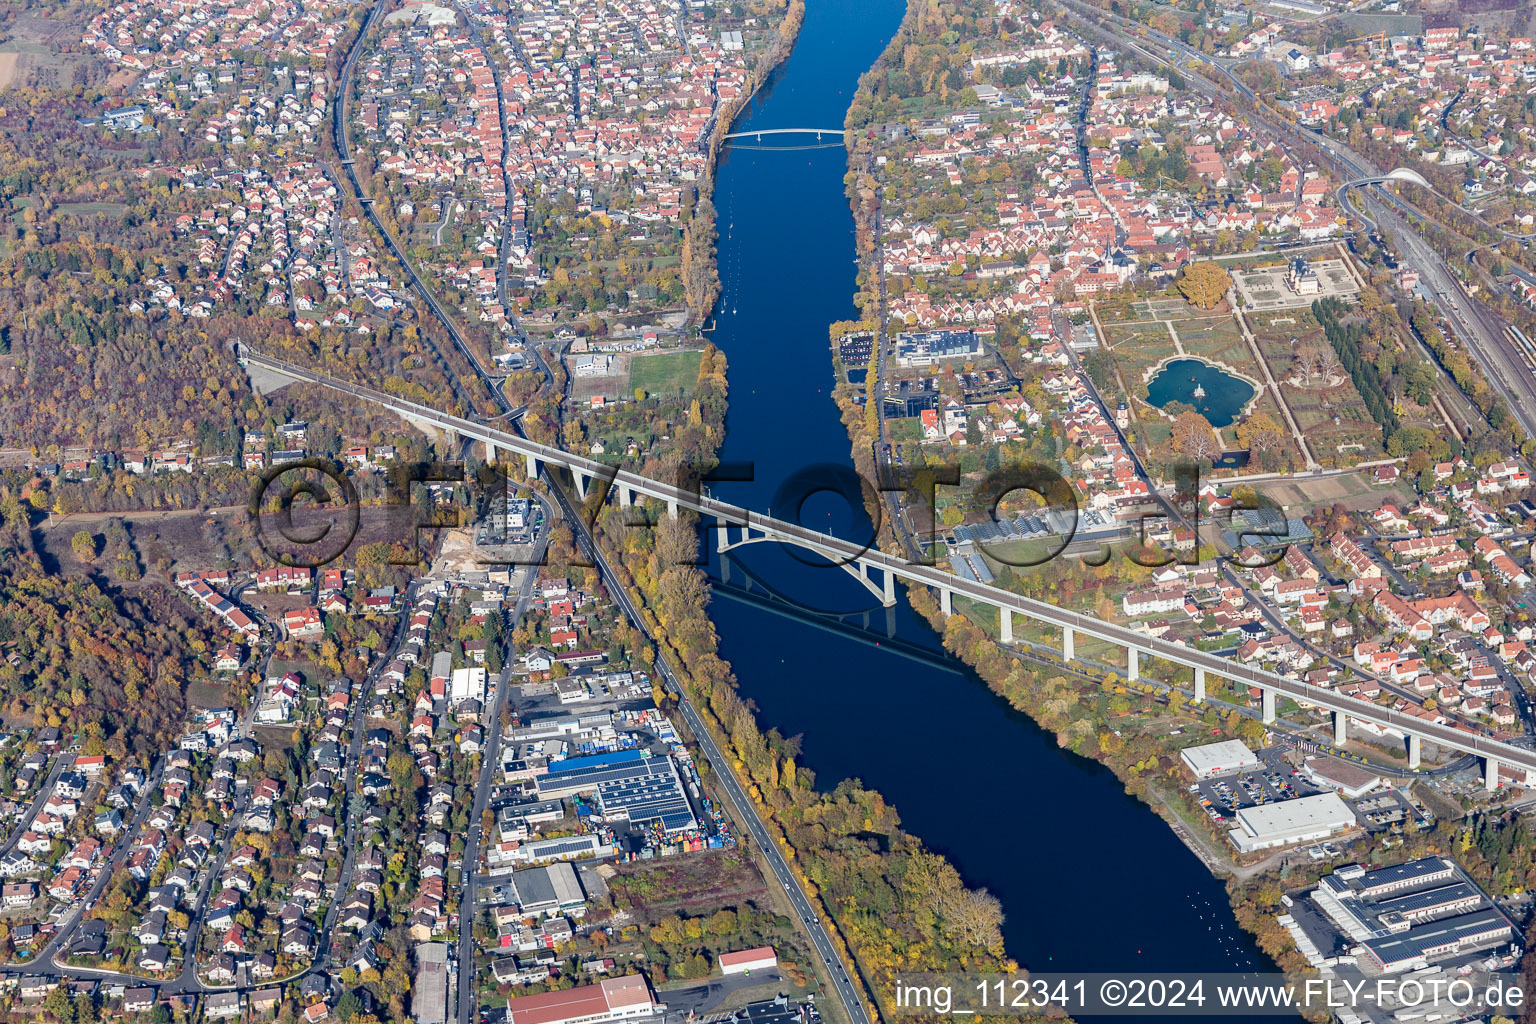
[618,486,632,508]
[1063,626,1075,661]
[1193,667,1206,702]
[855,563,899,609]
[1261,687,1276,725]
[485,439,498,464]
[1408,734,1422,770]
[1334,711,1348,746]
[1485,756,1500,791]
[1000,607,1013,643]
[715,523,731,553]
[939,587,953,618]
[573,471,588,500]
[1127,647,1139,682]
[525,453,538,478]
[667,499,678,520]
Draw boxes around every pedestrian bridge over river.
[246,352,1536,789]
[721,127,846,143]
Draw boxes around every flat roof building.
[1179,739,1260,779]
[452,666,486,705]
[505,974,657,1024]
[1229,792,1355,852]
[1302,756,1381,799]
[413,942,451,1024]
[520,833,612,865]
[1361,909,1513,973]
[893,329,982,367]
[512,862,588,918]
[537,751,696,835]
[1308,857,1516,974]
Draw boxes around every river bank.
[825,0,1304,985]
[580,3,1026,1022]
[693,0,1275,994]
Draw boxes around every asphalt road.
[331,0,506,416]
[1361,191,1536,440]
[533,465,874,1024]
[323,17,869,1021]
[458,518,550,1024]
[24,758,163,980]
[0,753,73,859]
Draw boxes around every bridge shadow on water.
[696,0,1273,989]
[710,552,962,676]
[702,536,1271,983]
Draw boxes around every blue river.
[700,0,1274,986]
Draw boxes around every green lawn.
[975,535,1059,572]
[628,350,703,396]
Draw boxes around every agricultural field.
[54,201,128,219]
[0,8,97,91]
[1259,470,1417,513]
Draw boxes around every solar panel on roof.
[1374,883,1479,917]
[1362,909,1512,965]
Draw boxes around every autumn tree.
[1175,262,1232,310]
[71,530,97,562]
[1234,417,1284,460]
[1172,411,1223,464]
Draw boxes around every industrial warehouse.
[511,862,589,919]
[1301,859,1518,975]
[536,749,698,835]
[503,974,660,1024]
[1178,740,1370,852]
[1179,739,1261,779]
[1228,792,1357,852]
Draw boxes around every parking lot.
[1192,748,1325,822]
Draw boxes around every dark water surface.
[699,0,1273,983]
[1146,358,1257,428]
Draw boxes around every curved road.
[331,0,508,415]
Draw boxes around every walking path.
[1230,289,1318,469]
[1165,320,1185,355]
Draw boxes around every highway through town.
[277,5,1536,1015]
[245,354,1536,784]
[331,0,508,415]
[322,9,880,1018]
[533,448,876,1024]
